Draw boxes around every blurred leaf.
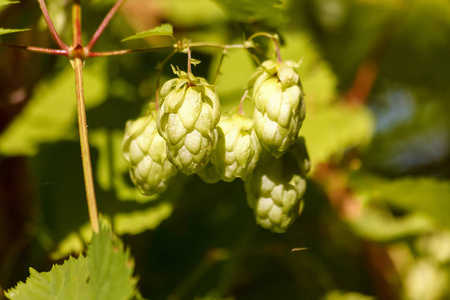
[5,256,89,300]
[301,104,374,170]
[158,0,226,27]
[87,220,136,300]
[113,202,173,235]
[0,28,29,35]
[349,173,450,229]
[349,207,433,242]
[212,0,287,28]
[0,0,19,5]
[0,61,107,156]
[122,23,173,42]
[322,290,374,300]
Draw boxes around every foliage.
[1,0,450,299]
[4,219,139,300]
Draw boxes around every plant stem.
[248,32,282,62]
[155,49,177,109]
[212,49,227,85]
[239,89,248,115]
[0,43,68,56]
[72,0,82,47]
[36,0,68,51]
[187,46,191,73]
[73,57,99,233]
[87,0,127,51]
[72,0,99,233]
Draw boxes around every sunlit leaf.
[322,290,374,300]
[121,23,173,42]
[0,28,29,35]
[349,173,450,228]
[213,0,287,28]
[87,220,137,300]
[301,104,374,171]
[0,61,107,156]
[349,207,433,242]
[5,256,89,300]
[0,0,19,6]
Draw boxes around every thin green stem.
[73,57,99,233]
[155,49,177,109]
[36,0,68,51]
[87,0,127,51]
[212,49,227,85]
[186,46,191,73]
[248,32,282,62]
[239,89,248,115]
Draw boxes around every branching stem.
[36,0,68,51]
[87,0,127,51]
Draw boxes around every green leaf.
[349,173,450,228]
[87,220,136,300]
[0,28,29,35]
[322,290,375,300]
[0,61,107,156]
[5,256,89,300]
[0,0,19,6]
[121,23,173,42]
[212,0,287,28]
[301,104,374,171]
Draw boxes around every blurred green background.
[1,0,450,299]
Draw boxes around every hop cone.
[122,104,177,195]
[198,113,261,183]
[249,60,305,158]
[245,138,310,233]
[157,68,221,175]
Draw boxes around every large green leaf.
[349,173,450,228]
[5,256,89,300]
[5,220,139,300]
[87,221,136,300]
[301,104,374,170]
[0,61,107,156]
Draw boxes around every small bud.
[157,67,221,175]
[249,60,305,158]
[245,138,310,233]
[198,113,261,182]
[122,104,177,195]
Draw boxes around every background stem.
[73,57,99,233]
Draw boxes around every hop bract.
[198,113,261,183]
[157,67,221,175]
[245,138,310,233]
[249,60,305,158]
[122,104,178,195]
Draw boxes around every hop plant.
[198,112,261,183]
[122,104,178,196]
[157,67,221,175]
[249,60,305,158]
[245,138,310,233]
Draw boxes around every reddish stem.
[86,0,127,51]
[36,0,68,51]
[239,89,248,115]
[72,0,82,47]
[0,43,68,56]
[187,47,192,73]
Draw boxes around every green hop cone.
[249,60,305,158]
[122,104,178,195]
[245,138,310,233]
[157,67,221,175]
[198,113,261,183]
